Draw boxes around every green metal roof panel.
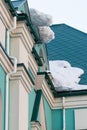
[47,24,87,84]
[11,0,26,9]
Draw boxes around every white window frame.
[75,109,87,130]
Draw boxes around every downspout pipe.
[7,16,17,55]
[5,16,17,130]
[62,97,65,130]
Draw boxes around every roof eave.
[17,13,41,43]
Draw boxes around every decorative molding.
[0,46,33,92]
[42,79,55,109]
[0,44,13,73]
[28,53,38,76]
[64,96,87,108]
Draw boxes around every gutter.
[5,16,17,130]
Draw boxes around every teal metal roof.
[11,0,26,9]
[47,24,87,84]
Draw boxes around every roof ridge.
[51,23,87,35]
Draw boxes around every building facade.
[1,0,87,130]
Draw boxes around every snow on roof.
[29,8,55,43]
[29,8,53,26]
[49,60,87,91]
[39,26,55,43]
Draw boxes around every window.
[75,109,87,130]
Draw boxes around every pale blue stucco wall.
[0,66,6,130]
[52,109,63,130]
[43,96,52,130]
[52,108,75,130]
[28,87,36,130]
[66,109,75,130]
[52,107,87,130]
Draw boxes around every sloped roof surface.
[11,0,26,8]
[47,24,87,84]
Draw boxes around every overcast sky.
[28,0,87,33]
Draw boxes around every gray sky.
[28,0,87,33]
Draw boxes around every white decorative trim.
[64,96,87,108]
[31,121,41,130]
[10,66,32,93]
[52,95,87,109]
[42,79,55,108]
[0,46,13,73]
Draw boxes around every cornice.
[17,13,40,43]
[42,79,55,108]
[42,80,87,109]
[28,54,38,76]
[10,64,33,93]
[0,44,33,93]
[36,73,87,109]
[11,21,34,52]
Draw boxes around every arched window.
[0,90,2,130]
